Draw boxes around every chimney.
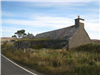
[75,15,85,28]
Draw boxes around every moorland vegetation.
[1,42,100,75]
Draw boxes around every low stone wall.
[15,40,68,49]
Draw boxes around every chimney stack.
[75,15,84,28]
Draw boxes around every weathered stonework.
[15,40,68,49]
[15,16,92,50]
[69,23,92,49]
[35,16,92,49]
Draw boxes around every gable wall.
[69,23,92,49]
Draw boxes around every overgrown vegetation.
[71,43,100,53]
[1,41,12,48]
[1,43,100,75]
[18,37,50,41]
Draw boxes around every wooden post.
[24,48,25,53]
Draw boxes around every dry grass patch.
[1,43,100,75]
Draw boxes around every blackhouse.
[35,16,92,49]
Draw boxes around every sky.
[0,0,100,40]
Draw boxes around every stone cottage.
[35,16,92,49]
[27,33,35,39]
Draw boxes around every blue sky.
[1,0,100,39]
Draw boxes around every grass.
[1,42,13,48]
[19,38,50,41]
[1,43,100,75]
[1,38,10,41]
[1,38,15,42]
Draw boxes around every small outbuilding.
[35,16,92,49]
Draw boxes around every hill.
[92,39,100,43]
[1,37,14,41]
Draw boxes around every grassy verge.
[1,43,100,75]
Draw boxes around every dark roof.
[27,34,34,39]
[35,25,78,40]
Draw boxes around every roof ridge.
[35,25,75,36]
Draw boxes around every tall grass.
[1,42,13,48]
[1,43,100,75]
[71,43,100,53]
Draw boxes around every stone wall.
[15,40,68,49]
[69,23,92,49]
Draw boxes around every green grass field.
[1,43,100,75]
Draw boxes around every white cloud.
[2,27,20,32]
[1,27,19,37]
[1,27,36,37]
[88,9,99,13]
[2,12,16,17]
[85,22,99,32]
[88,33,99,40]
[99,26,100,39]
[2,16,74,37]
[3,0,94,2]
[2,15,99,39]
[22,2,87,8]
[2,16,74,28]
[2,15,99,31]
[1,1,99,39]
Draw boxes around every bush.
[89,60,96,66]
[3,41,7,45]
[10,40,15,42]
[1,44,5,49]
[71,43,100,53]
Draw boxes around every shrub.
[89,60,96,66]
[71,43,100,53]
[10,40,15,42]
[1,44,5,49]
[3,41,7,45]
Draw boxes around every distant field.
[92,39,100,43]
[1,39,9,42]
[1,37,15,45]
[0,38,13,42]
